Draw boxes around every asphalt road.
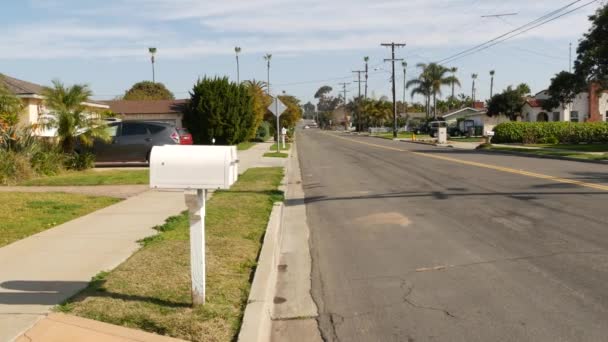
[297,129,608,342]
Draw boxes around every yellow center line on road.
[323,132,608,192]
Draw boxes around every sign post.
[185,189,206,305]
[268,97,287,153]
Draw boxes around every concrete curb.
[238,202,284,342]
[239,146,291,342]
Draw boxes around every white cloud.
[0,0,598,60]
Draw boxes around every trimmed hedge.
[493,122,608,144]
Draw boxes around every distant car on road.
[77,121,180,163]
[177,128,193,145]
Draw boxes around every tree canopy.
[486,83,531,120]
[183,77,254,145]
[542,71,586,111]
[123,81,175,100]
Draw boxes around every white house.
[441,107,511,128]
[522,84,608,123]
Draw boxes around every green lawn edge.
[20,170,150,186]
[57,167,284,342]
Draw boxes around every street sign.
[268,98,287,117]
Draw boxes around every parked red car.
[177,128,193,145]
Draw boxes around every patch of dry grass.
[58,167,284,342]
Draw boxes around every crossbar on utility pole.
[382,42,406,138]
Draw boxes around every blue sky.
[0,0,601,105]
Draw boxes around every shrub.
[0,150,34,185]
[255,121,271,142]
[183,77,255,145]
[31,150,65,176]
[493,122,608,144]
[64,152,95,171]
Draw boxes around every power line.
[437,0,587,64]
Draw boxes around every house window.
[552,112,560,122]
[605,110,608,122]
[570,111,579,122]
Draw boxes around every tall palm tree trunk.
[433,92,437,119]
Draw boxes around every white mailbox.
[150,145,238,190]
[149,144,239,306]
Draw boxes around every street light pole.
[235,47,241,84]
[148,47,157,83]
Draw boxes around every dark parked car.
[78,121,180,163]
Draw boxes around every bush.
[0,150,34,185]
[493,122,608,144]
[64,152,95,171]
[255,121,271,142]
[31,150,65,176]
[183,77,255,145]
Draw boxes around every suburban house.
[103,99,188,128]
[522,84,608,123]
[1,73,109,135]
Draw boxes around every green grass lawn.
[236,141,257,151]
[373,132,431,140]
[526,143,608,152]
[21,170,149,186]
[489,146,608,161]
[450,137,485,143]
[269,142,291,151]
[264,152,289,158]
[57,167,284,342]
[0,193,120,247]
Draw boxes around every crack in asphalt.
[401,281,458,319]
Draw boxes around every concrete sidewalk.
[2,142,282,342]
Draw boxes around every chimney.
[588,82,602,122]
[473,101,485,110]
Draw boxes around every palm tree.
[471,73,478,103]
[450,67,458,101]
[263,54,272,94]
[489,70,495,98]
[364,56,370,99]
[42,80,109,153]
[406,70,432,119]
[243,79,267,91]
[415,63,457,119]
[234,46,241,84]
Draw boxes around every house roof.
[525,98,544,108]
[103,99,188,115]
[442,107,484,118]
[0,73,45,95]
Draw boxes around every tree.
[183,77,254,145]
[408,63,457,118]
[314,86,333,99]
[407,69,432,119]
[244,79,271,141]
[303,102,316,118]
[314,85,340,112]
[42,80,109,152]
[486,84,531,120]
[574,4,608,89]
[0,77,24,127]
[123,81,175,100]
[277,95,303,129]
[471,73,478,102]
[450,67,458,101]
[542,71,585,112]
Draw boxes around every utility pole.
[471,73,478,103]
[339,82,350,129]
[569,42,572,73]
[364,56,369,99]
[402,61,407,112]
[352,71,364,132]
[381,42,406,138]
